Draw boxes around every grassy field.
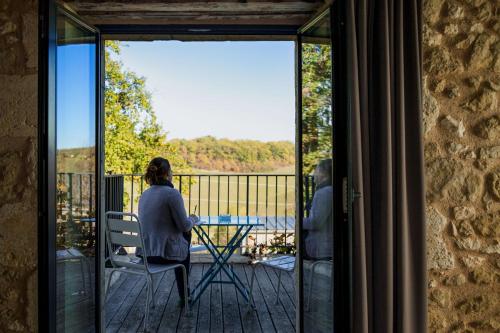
[121,172,296,218]
[119,170,297,249]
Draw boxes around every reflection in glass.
[55,10,96,332]
[301,11,333,333]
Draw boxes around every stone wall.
[423,0,500,332]
[0,0,38,332]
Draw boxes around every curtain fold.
[347,0,427,332]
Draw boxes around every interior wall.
[422,0,500,331]
[0,0,38,332]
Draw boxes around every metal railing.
[56,172,316,253]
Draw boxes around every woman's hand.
[189,214,200,225]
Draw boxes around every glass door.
[296,4,349,332]
[53,7,101,332]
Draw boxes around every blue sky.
[117,41,295,142]
[57,43,96,149]
[57,41,296,149]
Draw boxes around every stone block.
[423,83,441,134]
[461,255,486,269]
[427,206,455,270]
[425,48,463,76]
[440,115,465,138]
[474,114,499,140]
[462,88,498,113]
[487,168,500,201]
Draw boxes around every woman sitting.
[303,158,333,260]
[136,157,199,305]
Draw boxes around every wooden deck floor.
[104,264,296,333]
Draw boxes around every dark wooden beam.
[62,0,325,26]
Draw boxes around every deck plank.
[105,274,140,326]
[250,265,295,333]
[146,269,177,332]
[209,270,223,333]
[242,265,277,333]
[263,266,296,326]
[265,266,295,306]
[156,271,185,332]
[221,266,243,333]
[195,264,211,333]
[233,265,262,333]
[107,275,146,333]
[118,272,166,332]
[177,264,204,333]
[104,264,296,333]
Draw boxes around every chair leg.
[79,258,86,295]
[306,264,317,312]
[275,269,282,305]
[86,258,93,295]
[144,276,151,332]
[104,269,117,303]
[247,265,257,309]
[180,265,190,315]
[147,275,155,308]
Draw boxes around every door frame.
[38,1,103,331]
[38,1,350,331]
[296,3,351,332]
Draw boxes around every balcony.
[55,173,331,333]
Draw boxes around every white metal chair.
[56,247,92,296]
[306,260,333,311]
[248,255,295,306]
[104,211,189,332]
[248,255,332,311]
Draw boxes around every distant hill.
[57,147,95,173]
[170,136,295,173]
[57,137,295,174]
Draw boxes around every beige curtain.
[347,0,427,332]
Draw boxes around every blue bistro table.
[190,216,264,305]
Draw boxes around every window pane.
[55,10,96,332]
[301,12,333,333]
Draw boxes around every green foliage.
[302,43,332,174]
[170,136,295,173]
[104,41,189,174]
[248,233,296,258]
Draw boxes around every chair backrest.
[105,211,149,271]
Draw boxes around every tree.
[301,43,332,174]
[104,41,188,174]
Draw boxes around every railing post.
[285,175,288,251]
[188,175,192,213]
[89,174,93,215]
[265,175,269,246]
[245,175,250,217]
[68,173,73,221]
[236,175,240,217]
[130,175,134,213]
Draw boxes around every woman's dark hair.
[317,158,333,185]
[145,157,172,185]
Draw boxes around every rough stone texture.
[474,114,499,140]
[427,206,455,270]
[0,0,38,332]
[440,115,466,137]
[424,80,441,134]
[423,0,500,331]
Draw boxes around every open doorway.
[101,39,299,332]
[44,3,347,333]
